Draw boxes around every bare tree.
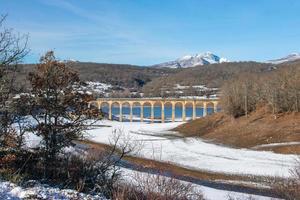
[221,65,300,118]
[0,14,29,148]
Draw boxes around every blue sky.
[1,0,300,65]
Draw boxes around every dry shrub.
[113,171,205,200]
[1,148,123,198]
[271,162,300,200]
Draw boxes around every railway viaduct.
[89,98,219,123]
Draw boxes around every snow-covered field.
[87,120,297,178]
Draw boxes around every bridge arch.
[206,102,215,116]
[99,102,109,118]
[174,102,185,121]
[142,102,152,121]
[153,101,163,122]
[121,102,131,121]
[185,101,194,120]
[164,101,173,122]
[111,102,121,121]
[89,101,99,109]
[132,102,142,122]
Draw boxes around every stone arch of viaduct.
[89,98,219,123]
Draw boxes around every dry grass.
[174,107,300,154]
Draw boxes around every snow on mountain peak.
[179,55,193,60]
[152,52,228,68]
[267,52,300,64]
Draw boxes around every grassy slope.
[174,107,300,154]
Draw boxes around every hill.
[174,61,300,154]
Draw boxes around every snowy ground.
[252,142,300,149]
[0,181,107,200]
[87,120,298,178]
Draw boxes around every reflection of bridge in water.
[89,98,219,123]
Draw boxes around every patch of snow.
[73,81,112,95]
[252,142,300,149]
[0,181,107,200]
[179,55,193,60]
[267,53,300,64]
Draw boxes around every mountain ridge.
[152,52,228,69]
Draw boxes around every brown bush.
[113,171,205,200]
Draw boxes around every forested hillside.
[15,62,179,91]
[142,61,275,96]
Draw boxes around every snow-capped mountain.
[152,52,228,68]
[267,53,300,64]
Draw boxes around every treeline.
[221,63,300,117]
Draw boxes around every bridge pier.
[182,104,186,122]
[129,103,133,122]
[119,104,123,122]
[140,104,144,122]
[192,102,196,120]
[213,102,218,113]
[171,103,175,122]
[151,103,154,123]
[109,103,112,120]
[203,102,207,117]
[161,104,165,123]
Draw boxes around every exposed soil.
[174,107,300,154]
